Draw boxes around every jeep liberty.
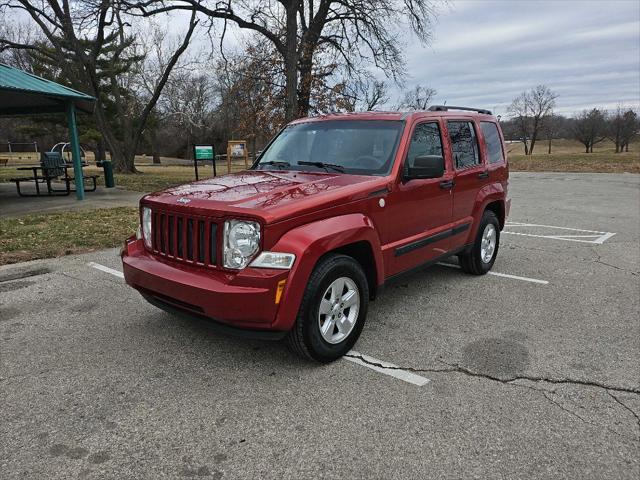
[122,106,510,362]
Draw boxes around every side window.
[480,122,504,164]
[406,122,443,167]
[448,121,479,169]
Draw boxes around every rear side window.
[406,122,443,166]
[480,122,504,164]
[448,121,479,169]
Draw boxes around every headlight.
[141,206,152,248]
[223,219,261,269]
[250,252,295,269]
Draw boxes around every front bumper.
[121,238,289,335]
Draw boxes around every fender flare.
[469,183,506,239]
[269,213,383,331]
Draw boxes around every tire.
[458,210,500,275]
[286,254,369,362]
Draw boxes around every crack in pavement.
[591,248,639,277]
[608,391,640,430]
[539,390,637,441]
[344,353,640,395]
[346,353,640,440]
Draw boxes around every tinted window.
[448,121,479,169]
[406,122,443,167]
[255,120,403,176]
[480,122,504,164]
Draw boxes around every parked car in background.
[122,106,510,362]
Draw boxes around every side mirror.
[405,155,444,180]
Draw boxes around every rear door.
[384,120,454,277]
[446,119,485,247]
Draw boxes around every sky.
[399,0,640,116]
[6,0,639,117]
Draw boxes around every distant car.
[121,106,510,362]
[50,142,86,163]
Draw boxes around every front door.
[384,120,454,277]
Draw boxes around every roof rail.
[428,105,492,115]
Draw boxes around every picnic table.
[11,154,99,197]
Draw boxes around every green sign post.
[193,145,216,180]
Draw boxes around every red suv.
[122,106,510,362]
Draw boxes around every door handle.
[477,171,489,179]
[439,179,455,189]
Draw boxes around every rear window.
[480,122,504,164]
[448,121,480,169]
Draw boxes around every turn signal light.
[275,280,286,304]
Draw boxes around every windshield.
[254,120,403,176]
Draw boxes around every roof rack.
[428,105,492,115]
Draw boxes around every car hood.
[143,170,385,223]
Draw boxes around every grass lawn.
[0,163,247,192]
[508,151,640,173]
[504,139,639,173]
[0,207,138,265]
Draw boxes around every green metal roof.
[0,63,96,116]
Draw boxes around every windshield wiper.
[258,161,291,169]
[297,161,345,173]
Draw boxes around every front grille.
[151,210,218,266]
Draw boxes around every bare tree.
[130,0,440,122]
[573,108,608,153]
[358,80,389,111]
[0,18,40,71]
[542,112,565,154]
[608,105,625,153]
[620,109,638,153]
[0,1,198,172]
[398,84,437,110]
[507,85,557,155]
[344,78,389,111]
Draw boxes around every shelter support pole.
[66,101,85,200]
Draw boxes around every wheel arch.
[269,214,384,331]
[484,199,505,229]
[324,241,378,300]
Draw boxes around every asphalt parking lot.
[1,172,639,479]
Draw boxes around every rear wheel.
[458,210,500,275]
[286,254,369,362]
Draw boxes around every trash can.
[97,160,115,188]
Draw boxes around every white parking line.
[504,222,616,245]
[345,351,431,386]
[436,262,549,285]
[87,262,124,278]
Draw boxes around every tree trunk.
[625,143,629,152]
[548,137,552,154]
[298,52,314,117]
[529,119,539,155]
[97,138,106,162]
[150,130,161,164]
[283,3,299,122]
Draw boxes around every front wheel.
[458,210,500,275]
[286,254,369,362]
